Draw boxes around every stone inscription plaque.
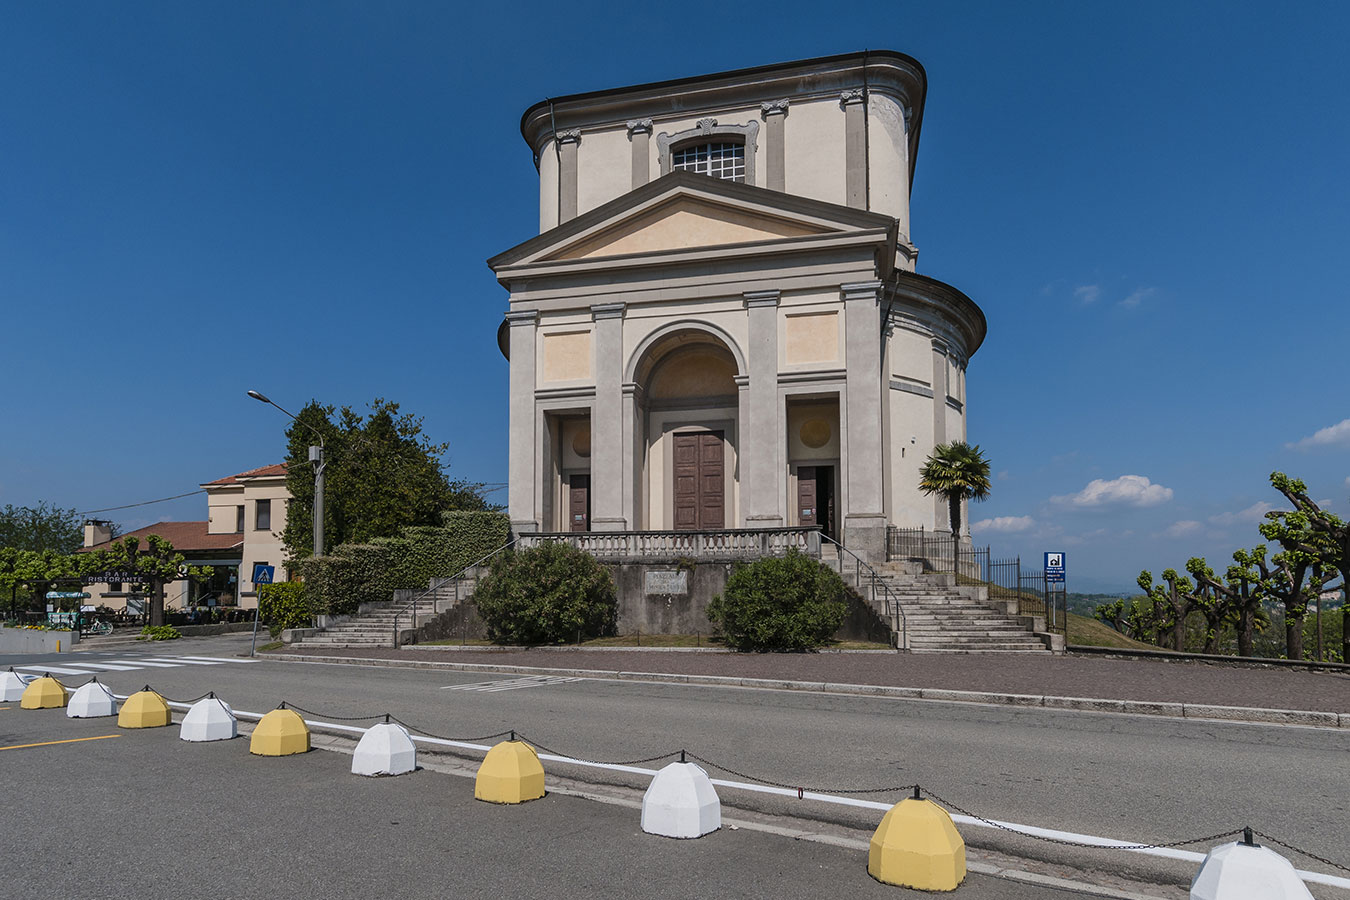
[644,570,688,596]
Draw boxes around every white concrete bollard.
[1191,834,1315,900]
[352,721,417,776]
[179,696,238,742]
[67,680,118,718]
[1,668,30,702]
[641,760,721,839]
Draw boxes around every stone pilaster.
[741,290,783,527]
[557,129,581,223]
[506,310,540,533]
[760,100,789,192]
[590,302,627,531]
[841,281,886,562]
[627,119,652,190]
[841,90,867,210]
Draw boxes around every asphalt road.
[2,706,1089,900]
[7,636,1349,894]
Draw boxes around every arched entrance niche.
[630,326,743,530]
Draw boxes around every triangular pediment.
[543,195,830,261]
[488,171,897,271]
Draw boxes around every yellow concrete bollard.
[868,791,967,891]
[118,687,172,728]
[20,675,69,709]
[475,739,546,804]
[250,707,310,756]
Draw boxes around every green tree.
[0,502,93,553]
[1262,472,1345,659]
[281,398,495,562]
[1136,568,1197,651]
[1188,548,1268,657]
[917,441,992,536]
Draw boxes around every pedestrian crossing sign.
[252,564,276,585]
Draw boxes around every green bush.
[138,625,181,641]
[293,511,510,616]
[473,542,616,645]
[258,582,315,638]
[707,549,849,651]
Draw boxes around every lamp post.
[247,390,326,558]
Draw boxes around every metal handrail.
[390,538,519,648]
[820,533,907,651]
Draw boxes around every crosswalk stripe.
[442,676,584,693]
[101,660,182,668]
[152,658,225,665]
[174,656,257,663]
[68,662,139,671]
[14,665,100,676]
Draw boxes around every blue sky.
[2,2,1346,592]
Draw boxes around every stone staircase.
[845,559,1060,653]
[288,573,479,650]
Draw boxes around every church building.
[491,51,985,564]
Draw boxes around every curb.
[266,652,1350,730]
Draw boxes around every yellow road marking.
[0,735,121,751]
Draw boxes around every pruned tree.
[1262,472,1345,660]
[88,535,213,627]
[1183,558,1239,654]
[1188,548,1268,657]
[1137,568,1198,651]
[1094,597,1165,644]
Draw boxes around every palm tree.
[918,441,993,536]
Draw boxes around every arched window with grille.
[657,119,759,186]
[670,141,746,182]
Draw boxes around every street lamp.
[247,390,326,558]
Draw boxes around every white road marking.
[14,665,99,676]
[174,656,258,663]
[151,657,225,665]
[102,659,183,668]
[67,662,139,671]
[442,676,585,693]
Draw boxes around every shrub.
[293,511,510,616]
[138,625,181,641]
[707,549,849,651]
[473,542,616,645]
[258,582,314,638]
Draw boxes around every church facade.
[491,51,985,563]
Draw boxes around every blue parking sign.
[252,564,276,585]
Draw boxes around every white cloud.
[1074,284,1101,304]
[997,470,1010,481]
[971,515,1035,534]
[1287,418,1350,451]
[1164,520,1204,538]
[1208,501,1275,527]
[1119,287,1155,309]
[1051,475,1174,509]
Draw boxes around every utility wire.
[78,490,206,515]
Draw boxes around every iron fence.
[887,527,1066,634]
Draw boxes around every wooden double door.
[673,431,725,531]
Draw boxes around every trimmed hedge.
[294,511,510,616]
[473,542,617,645]
[707,549,849,651]
[258,581,315,638]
